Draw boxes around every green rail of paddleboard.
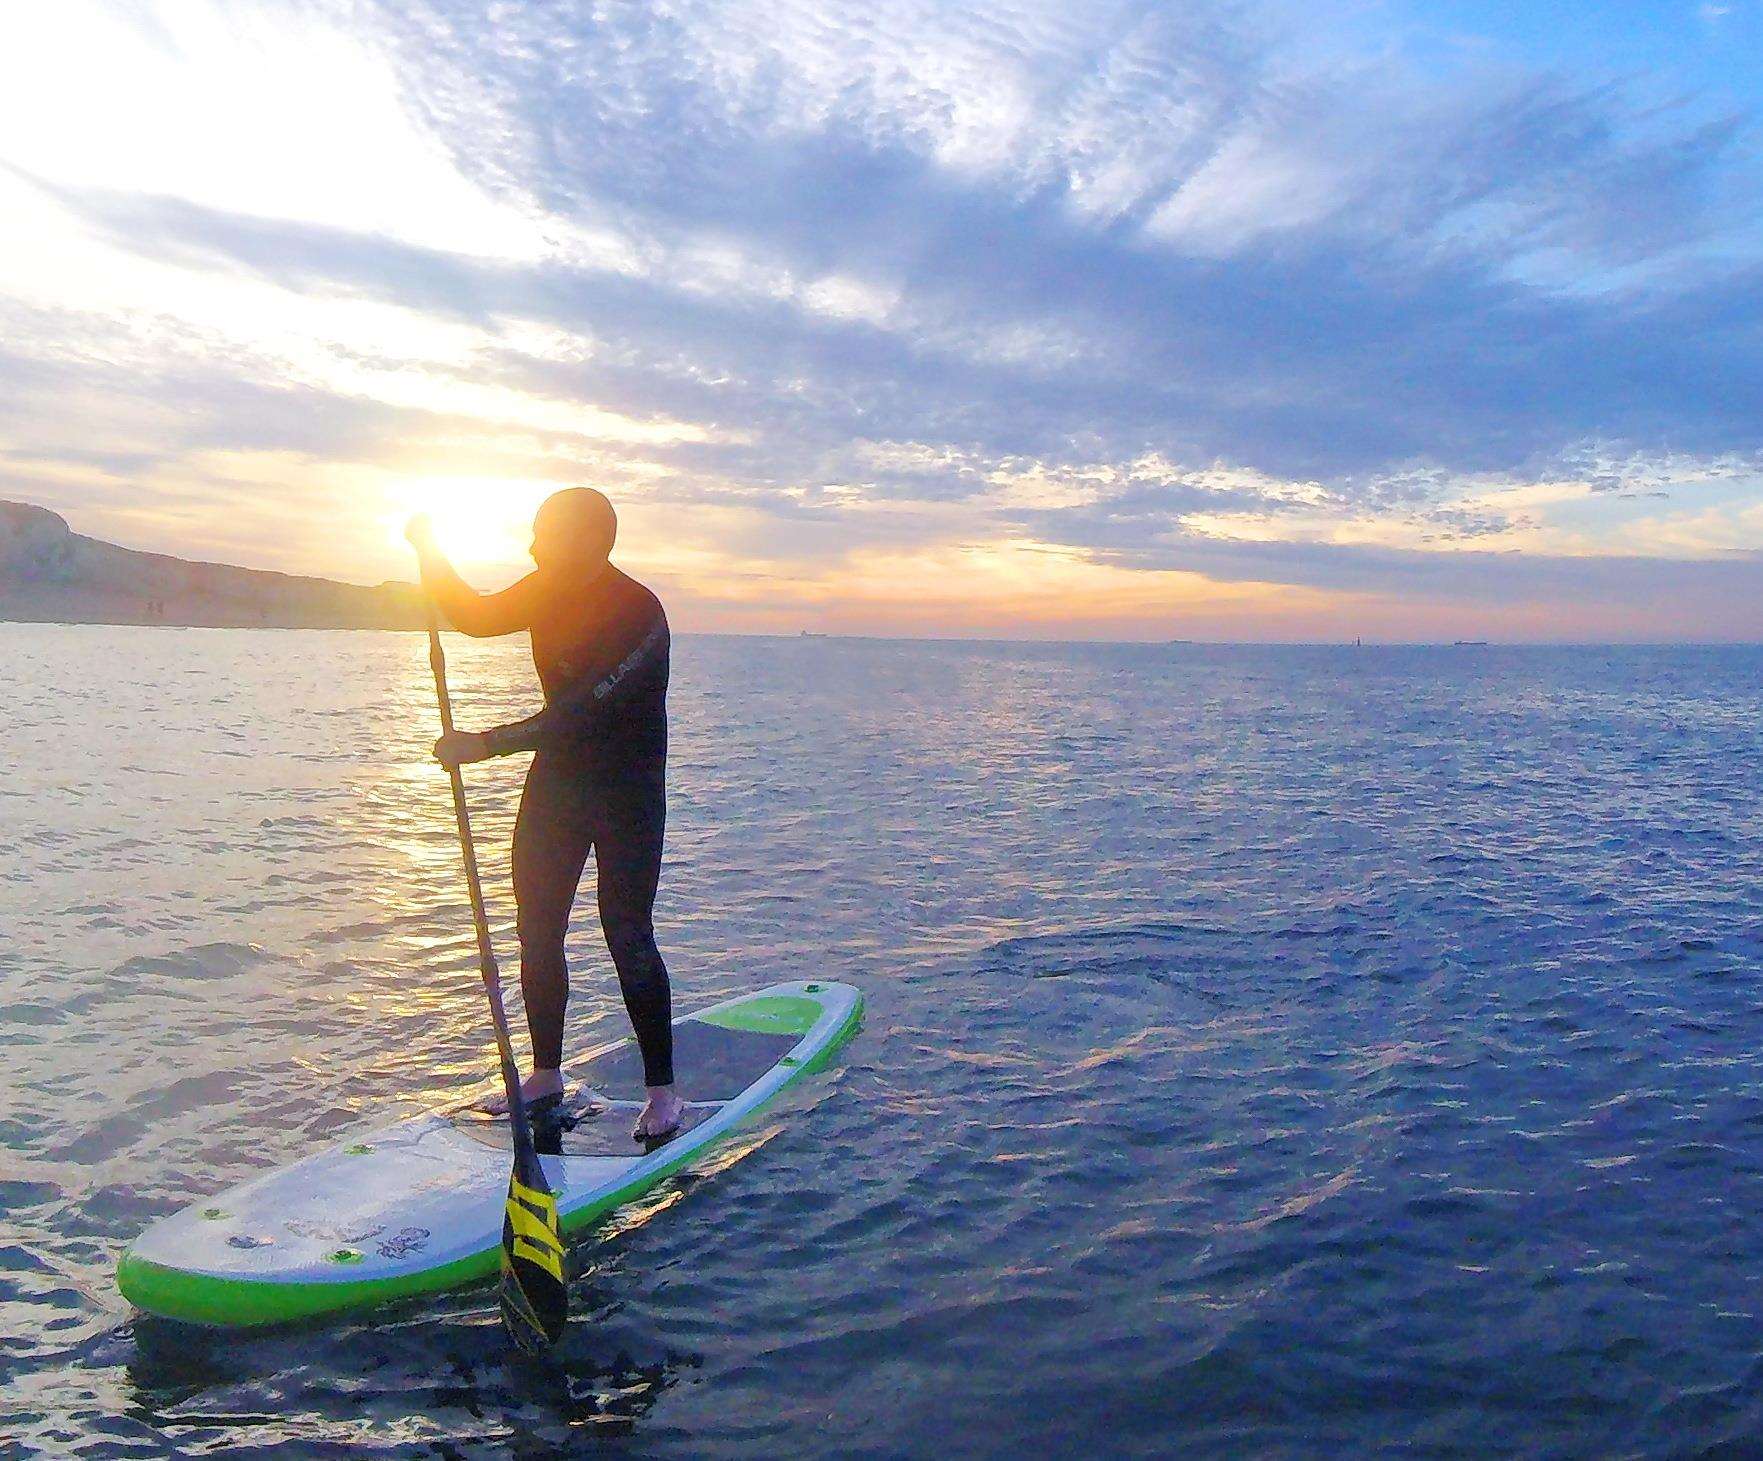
[118,991,862,1327]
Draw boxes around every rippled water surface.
[7,627,1763,1457]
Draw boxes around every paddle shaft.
[423,606,540,1160]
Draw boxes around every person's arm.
[406,517,539,638]
[482,615,668,757]
[435,614,667,765]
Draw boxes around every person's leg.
[505,753,594,1105]
[592,758,680,1137]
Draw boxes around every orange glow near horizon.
[36,477,1759,643]
[656,538,1373,640]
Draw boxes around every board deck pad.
[574,1020,801,1102]
[452,1095,723,1157]
[117,980,862,1327]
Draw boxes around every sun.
[384,478,554,579]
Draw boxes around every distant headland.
[0,501,425,630]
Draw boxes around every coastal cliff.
[0,502,425,629]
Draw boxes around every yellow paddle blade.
[499,1168,567,1351]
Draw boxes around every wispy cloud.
[1,0,1759,635]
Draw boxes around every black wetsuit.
[428,561,673,1088]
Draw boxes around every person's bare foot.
[633,1085,685,1141]
[476,1067,565,1116]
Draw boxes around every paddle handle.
[423,605,538,1156]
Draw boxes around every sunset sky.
[1,0,1760,639]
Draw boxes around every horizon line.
[6,619,1763,651]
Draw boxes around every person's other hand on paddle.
[405,513,439,556]
[433,729,493,767]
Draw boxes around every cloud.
[1,0,1760,633]
[58,2,1753,474]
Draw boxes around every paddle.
[421,601,568,1353]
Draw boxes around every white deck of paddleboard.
[123,980,859,1293]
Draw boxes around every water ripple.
[5,631,1763,1455]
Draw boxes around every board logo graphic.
[377,1226,432,1260]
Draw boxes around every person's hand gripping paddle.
[414,525,567,1352]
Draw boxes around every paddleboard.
[118,980,862,1327]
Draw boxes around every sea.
[5,625,1763,1457]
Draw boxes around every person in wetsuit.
[405,488,684,1142]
